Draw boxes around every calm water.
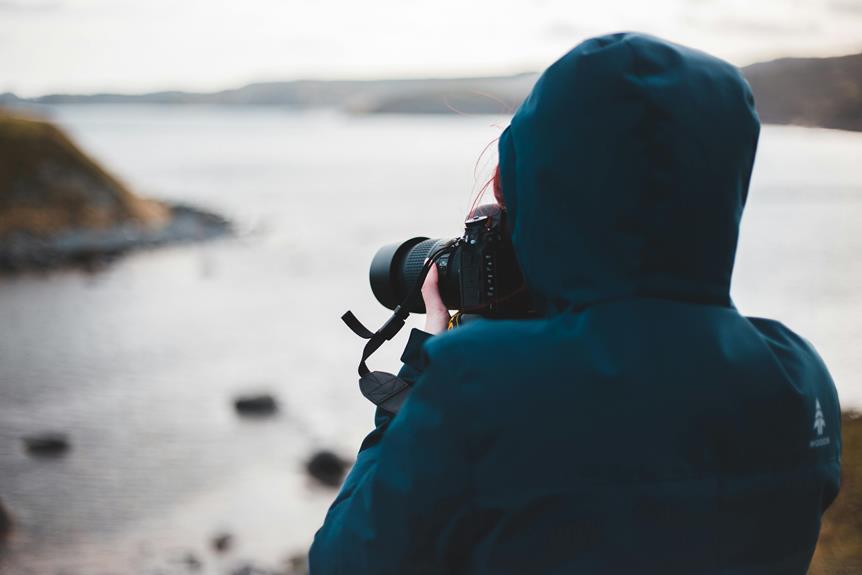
[0,105,860,573]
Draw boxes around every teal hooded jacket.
[309,33,841,574]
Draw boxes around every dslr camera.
[369,204,528,317]
[342,204,530,378]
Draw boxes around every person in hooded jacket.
[309,32,841,574]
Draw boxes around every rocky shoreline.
[0,202,230,273]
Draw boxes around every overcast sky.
[2,0,861,96]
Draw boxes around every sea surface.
[0,105,860,573]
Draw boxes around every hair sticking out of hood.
[498,32,760,315]
[466,135,501,220]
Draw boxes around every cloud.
[543,21,598,41]
[830,0,862,16]
[0,0,63,11]
[685,14,821,36]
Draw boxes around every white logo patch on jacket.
[810,399,830,448]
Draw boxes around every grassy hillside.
[0,110,168,238]
[810,412,862,574]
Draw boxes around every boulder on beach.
[306,450,349,488]
[22,432,71,457]
[233,394,279,417]
[0,109,230,272]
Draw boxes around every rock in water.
[233,394,278,417]
[306,450,349,488]
[22,432,70,457]
[211,532,233,553]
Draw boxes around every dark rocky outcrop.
[0,110,230,273]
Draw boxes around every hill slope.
[0,111,229,271]
[743,53,862,132]
[0,111,168,236]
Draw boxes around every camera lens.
[369,237,457,313]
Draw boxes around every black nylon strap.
[353,306,408,376]
[342,241,456,377]
[341,310,375,339]
[358,335,385,376]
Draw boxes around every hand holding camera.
[421,262,451,335]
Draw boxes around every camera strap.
[342,305,410,378]
[341,243,455,411]
[342,306,413,413]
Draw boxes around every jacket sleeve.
[308,331,474,574]
[395,327,434,387]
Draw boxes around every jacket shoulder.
[421,317,548,370]
[745,316,837,393]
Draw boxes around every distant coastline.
[742,52,862,132]
[1,52,860,131]
[0,74,536,116]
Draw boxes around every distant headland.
[0,111,230,272]
[1,51,860,131]
[742,52,862,132]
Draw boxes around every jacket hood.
[498,32,760,313]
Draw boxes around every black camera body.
[342,204,530,378]
[369,205,528,316]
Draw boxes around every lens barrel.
[369,237,457,313]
